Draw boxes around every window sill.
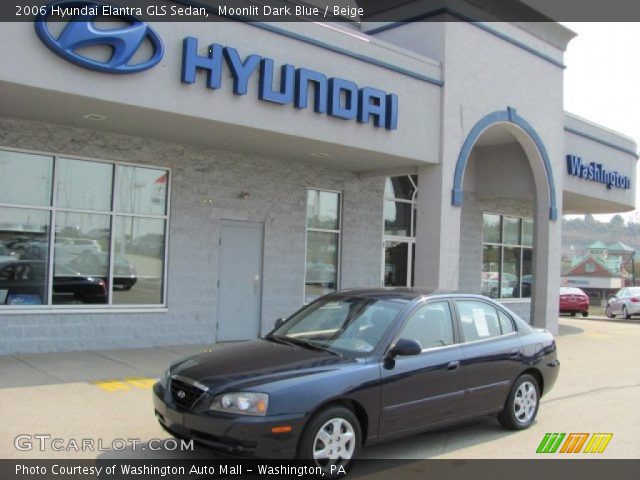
[497,298,531,304]
[0,307,168,315]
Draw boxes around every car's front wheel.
[606,305,615,318]
[623,305,631,319]
[498,374,540,430]
[298,406,361,473]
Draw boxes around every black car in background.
[154,289,559,470]
[0,260,107,305]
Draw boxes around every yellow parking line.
[92,377,157,392]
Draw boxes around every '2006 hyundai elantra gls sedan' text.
[153,289,559,469]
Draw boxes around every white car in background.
[606,287,640,319]
[56,238,102,256]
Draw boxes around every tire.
[498,374,540,430]
[297,406,361,474]
[623,306,631,319]
[581,311,588,318]
[570,311,576,317]
[606,305,615,318]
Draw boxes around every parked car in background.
[56,238,102,256]
[69,252,137,290]
[0,245,15,263]
[559,287,589,317]
[0,260,107,305]
[154,289,559,470]
[606,286,640,319]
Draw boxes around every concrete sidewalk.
[0,344,208,388]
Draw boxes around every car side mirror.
[608,295,617,301]
[274,317,286,328]
[389,338,422,357]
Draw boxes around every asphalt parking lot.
[0,318,638,461]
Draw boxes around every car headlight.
[159,367,171,389]
[210,392,269,416]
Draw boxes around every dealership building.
[0,1,637,354]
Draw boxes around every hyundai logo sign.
[34,0,164,74]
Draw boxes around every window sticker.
[472,308,491,337]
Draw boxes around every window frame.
[303,188,343,304]
[382,175,418,287]
[0,145,171,312]
[385,298,462,355]
[482,212,534,300]
[452,298,519,344]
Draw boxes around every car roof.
[331,287,483,302]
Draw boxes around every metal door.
[216,221,263,341]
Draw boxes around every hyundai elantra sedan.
[153,289,559,470]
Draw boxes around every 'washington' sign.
[566,155,631,190]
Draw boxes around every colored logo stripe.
[537,433,565,453]
[583,433,613,453]
[537,433,613,454]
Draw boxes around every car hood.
[171,339,357,391]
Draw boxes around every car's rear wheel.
[606,305,615,318]
[623,305,631,319]
[570,311,576,317]
[298,406,361,473]
[582,311,588,317]
[498,374,540,430]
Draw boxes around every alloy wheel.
[513,381,537,424]
[312,417,356,465]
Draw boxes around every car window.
[455,300,502,342]
[497,310,515,334]
[618,289,628,298]
[0,264,15,281]
[398,301,454,350]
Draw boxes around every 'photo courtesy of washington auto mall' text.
[0,0,638,479]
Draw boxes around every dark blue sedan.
[153,289,559,470]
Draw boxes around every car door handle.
[508,349,520,358]
[446,361,461,371]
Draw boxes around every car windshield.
[268,296,406,355]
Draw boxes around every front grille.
[170,377,207,410]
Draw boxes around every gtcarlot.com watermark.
[14,434,194,452]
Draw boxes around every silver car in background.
[606,287,640,319]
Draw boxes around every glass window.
[383,200,412,236]
[399,301,454,349]
[0,150,53,206]
[382,175,417,287]
[384,176,417,200]
[116,165,168,216]
[482,245,501,298]
[306,190,340,230]
[53,212,109,305]
[272,297,404,355]
[305,190,340,303]
[522,219,533,247]
[522,249,532,298]
[483,214,501,244]
[0,207,50,305]
[502,247,521,298]
[0,148,169,309]
[456,300,502,342]
[498,310,515,334]
[503,216,521,245]
[384,241,408,287]
[482,213,534,299]
[113,217,165,305]
[56,158,113,211]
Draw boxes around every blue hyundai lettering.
[34,0,164,74]
[181,36,399,130]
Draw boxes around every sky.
[561,22,640,223]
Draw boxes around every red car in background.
[559,287,589,317]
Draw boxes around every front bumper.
[153,383,306,459]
